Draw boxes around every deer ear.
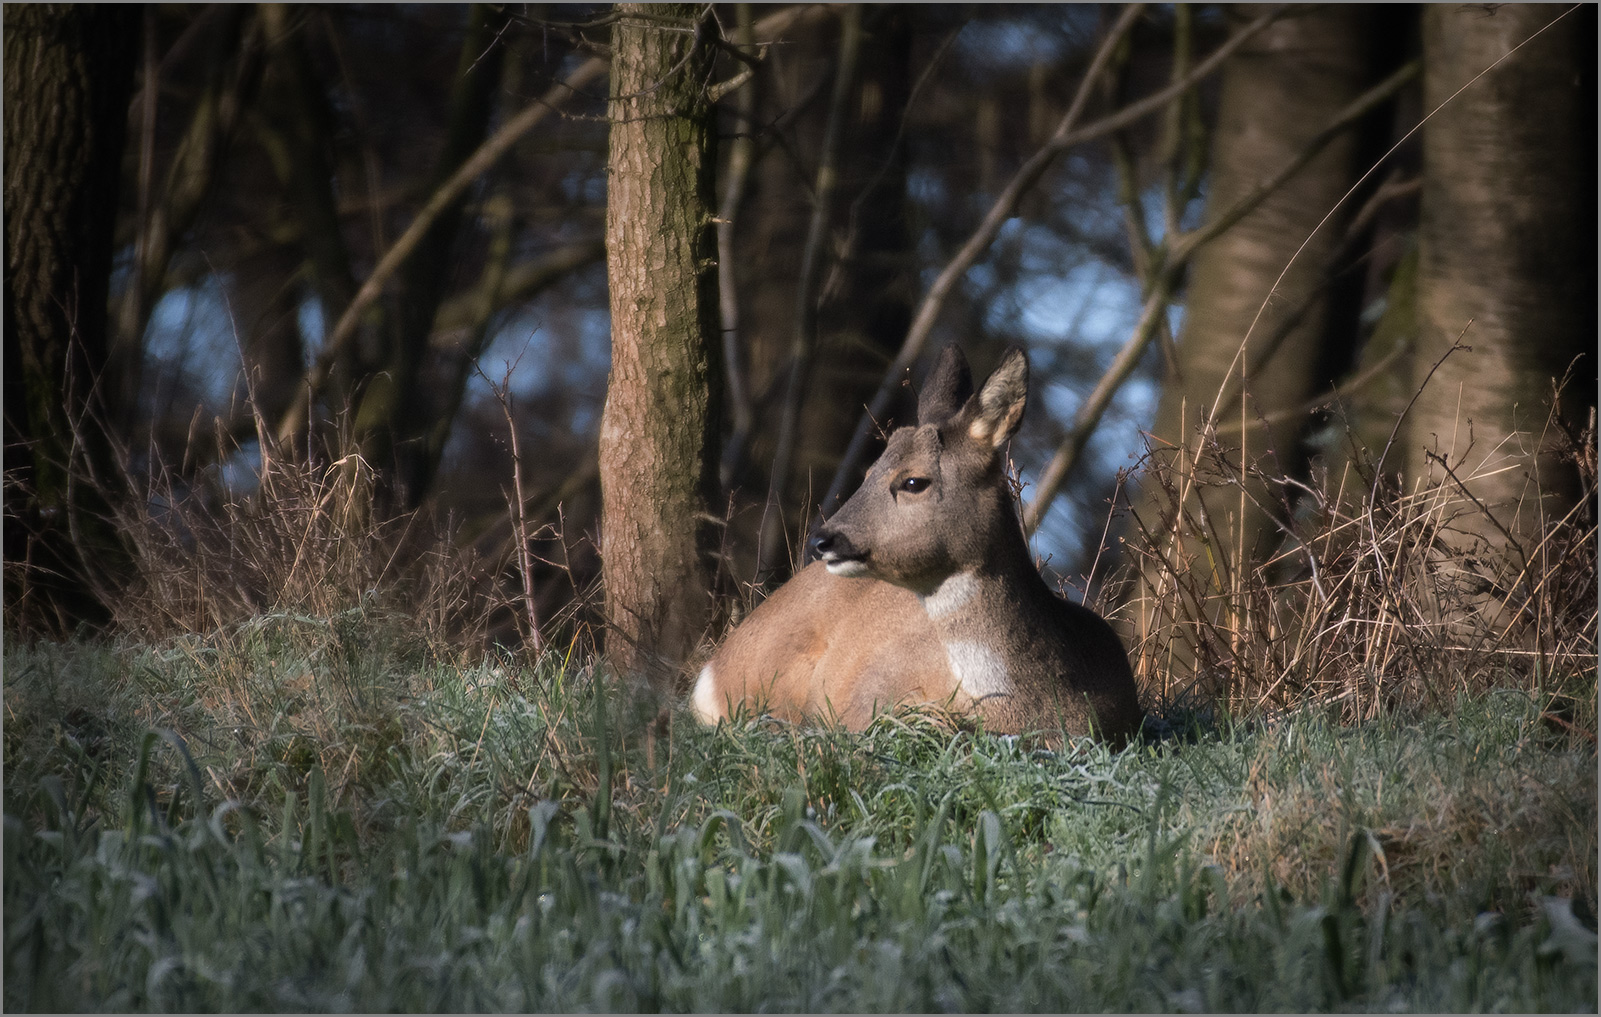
[966,347,1028,448]
[917,345,973,425]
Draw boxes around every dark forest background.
[4,3,1595,706]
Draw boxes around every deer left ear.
[918,345,974,425]
[966,348,1028,448]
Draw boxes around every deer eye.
[898,476,932,494]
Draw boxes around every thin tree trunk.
[803,7,917,523]
[729,8,918,583]
[3,4,140,632]
[758,4,863,574]
[354,3,510,509]
[258,4,361,417]
[599,4,721,687]
[716,4,759,494]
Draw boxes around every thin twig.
[477,362,544,654]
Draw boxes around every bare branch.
[276,3,829,446]
[431,239,606,336]
[119,7,261,354]
[274,56,608,443]
[1169,60,1420,266]
[1021,52,1419,534]
[823,5,1286,515]
[1023,276,1174,534]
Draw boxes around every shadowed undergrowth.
[4,622,1595,1012]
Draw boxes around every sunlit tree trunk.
[1409,5,1594,555]
[599,4,721,687]
[3,4,139,631]
[1128,6,1374,672]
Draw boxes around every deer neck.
[917,556,1055,702]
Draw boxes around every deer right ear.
[917,345,974,425]
[967,347,1028,448]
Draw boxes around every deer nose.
[808,528,835,560]
[809,526,860,562]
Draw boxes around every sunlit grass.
[4,623,1594,1012]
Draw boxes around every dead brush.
[1114,397,1597,731]
[107,422,504,655]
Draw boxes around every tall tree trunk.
[1409,5,1594,560]
[3,4,140,632]
[1128,5,1375,672]
[599,4,721,687]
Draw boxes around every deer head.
[810,346,1029,596]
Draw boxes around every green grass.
[4,614,1596,1012]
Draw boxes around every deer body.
[694,347,1142,742]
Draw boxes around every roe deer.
[693,345,1142,743]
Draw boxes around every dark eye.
[898,477,932,494]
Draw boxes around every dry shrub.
[1113,398,1597,730]
[107,430,509,652]
[4,374,602,658]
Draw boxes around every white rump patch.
[824,558,870,578]
[922,571,978,620]
[945,641,1009,700]
[691,663,724,724]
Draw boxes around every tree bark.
[3,4,140,632]
[599,4,721,687]
[1409,5,1594,551]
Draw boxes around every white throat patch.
[922,571,979,620]
[824,558,871,578]
[944,640,1009,700]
